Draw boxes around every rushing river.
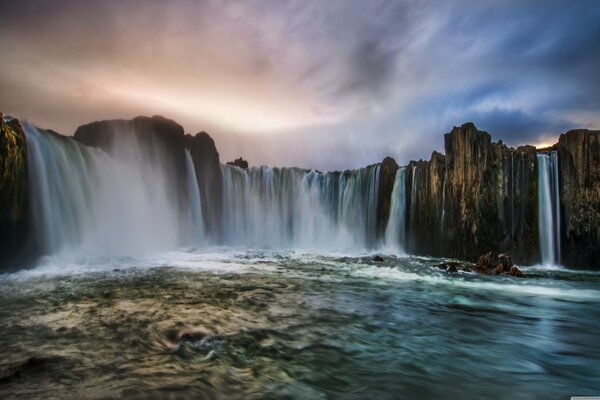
[1,249,599,399]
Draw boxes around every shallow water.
[1,249,599,399]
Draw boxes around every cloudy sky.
[1,0,599,169]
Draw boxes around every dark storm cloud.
[0,0,599,169]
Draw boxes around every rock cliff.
[556,129,600,268]
[0,114,29,268]
[2,113,600,269]
[184,131,223,237]
[74,116,224,237]
[381,122,596,268]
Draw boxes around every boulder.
[508,266,525,278]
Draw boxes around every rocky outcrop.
[556,129,600,268]
[184,131,222,237]
[74,116,224,238]
[376,157,398,237]
[226,157,249,169]
[400,123,539,264]
[74,115,189,210]
[0,114,29,268]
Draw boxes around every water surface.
[1,249,599,399]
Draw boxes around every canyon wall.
[0,114,29,268]
[398,123,539,264]
[74,116,224,239]
[556,129,600,268]
[1,114,599,269]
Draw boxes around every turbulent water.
[1,250,599,399]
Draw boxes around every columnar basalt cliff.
[556,129,600,268]
[1,114,599,269]
[402,123,539,264]
[184,131,223,237]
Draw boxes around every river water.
[1,249,599,399]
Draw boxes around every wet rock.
[372,255,385,262]
[473,252,525,277]
[494,264,504,275]
[0,114,29,269]
[508,266,525,278]
[376,156,399,237]
[437,261,465,273]
[498,253,513,272]
[474,263,489,275]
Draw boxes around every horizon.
[1,0,599,170]
[3,111,578,170]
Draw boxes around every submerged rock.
[446,264,458,273]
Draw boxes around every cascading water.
[24,124,204,259]
[220,164,381,249]
[384,167,407,252]
[185,149,205,244]
[410,165,418,223]
[537,152,561,265]
[25,124,97,255]
[22,121,395,257]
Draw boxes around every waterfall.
[185,150,205,244]
[24,124,197,259]
[220,164,381,249]
[537,152,561,265]
[511,153,515,239]
[22,123,387,258]
[25,124,97,254]
[410,165,418,222]
[441,177,446,229]
[384,167,407,251]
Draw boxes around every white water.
[185,149,205,244]
[384,167,407,251]
[220,164,381,250]
[24,124,200,258]
[410,165,417,222]
[537,152,561,265]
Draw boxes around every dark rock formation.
[0,114,29,268]
[372,255,385,262]
[227,157,249,169]
[374,122,599,268]
[74,115,189,211]
[74,116,224,238]
[184,131,223,237]
[376,157,399,238]
[472,252,524,277]
[399,123,538,265]
[556,129,600,268]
